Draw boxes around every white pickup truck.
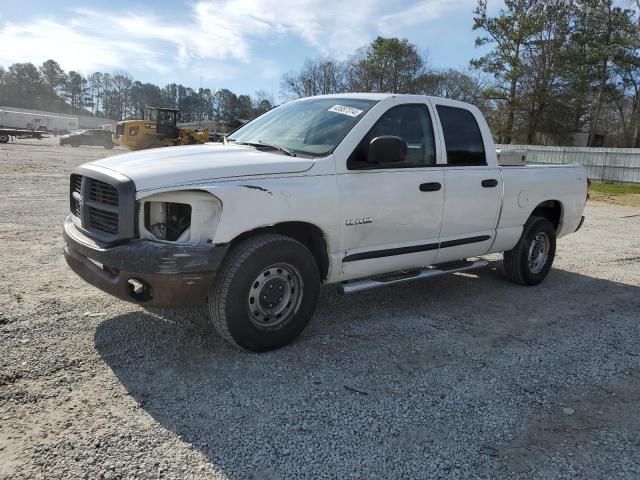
[63,94,588,351]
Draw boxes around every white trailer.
[0,107,78,132]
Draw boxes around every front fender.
[202,176,341,247]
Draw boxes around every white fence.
[496,144,640,184]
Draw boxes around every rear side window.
[436,105,486,166]
[348,104,436,170]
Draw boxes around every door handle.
[481,179,498,188]
[419,182,442,192]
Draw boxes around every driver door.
[337,103,445,281]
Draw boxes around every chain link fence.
[496,144,640,184]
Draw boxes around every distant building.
[78,115,115,130]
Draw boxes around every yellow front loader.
[114,107,208,151]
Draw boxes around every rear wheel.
[208,234,320,352]
[503,216,556,285]
[0,134,9,143]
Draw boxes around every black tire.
[0,134,9,143]
[208,234,320,352]
[504,216,556,285]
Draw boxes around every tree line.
[280,38,487,117]
[281,0,640,147]
[0,60,274,125]
[1,0,639,146]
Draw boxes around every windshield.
[149,109,176,124]
[228,98,378,156]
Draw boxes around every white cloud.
[0,18,165,74]
[379,0,466,33]
[0,0,470,77]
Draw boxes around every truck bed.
[489,163,587,254]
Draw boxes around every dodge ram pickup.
[63,94,588,351]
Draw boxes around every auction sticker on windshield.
[328,105,364,117]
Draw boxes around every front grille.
[68,168,134,242]
[116,123,124,136]
[88,206,118,234]
[70,174,82,217]
[71,174,82,193]
[69,174,120,234]
[89,179,119,206]
[71,197,81,217]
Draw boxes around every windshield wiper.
[236,140,296,157]
[259,141,296,157]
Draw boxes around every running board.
[337,259,490,295]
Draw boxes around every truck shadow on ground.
[95,261,640,478]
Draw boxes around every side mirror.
[368,136,407,164]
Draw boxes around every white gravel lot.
[0,137,639,479]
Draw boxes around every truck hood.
[87,143,315,192]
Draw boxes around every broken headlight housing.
[144,201,191,241]
[137,191,222,245]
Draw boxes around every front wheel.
[0,134,9,143]
[208,234,320,352]
[503,216,556,285]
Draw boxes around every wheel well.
[531,200,562,230]
[230,222,330,280]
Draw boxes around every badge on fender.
[345,217,373,226]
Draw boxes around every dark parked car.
[60,129,115,149]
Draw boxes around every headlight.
[138,191,222,244]
[144,201,191,241]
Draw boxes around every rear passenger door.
[433,103,501,263]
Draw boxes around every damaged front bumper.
[63,215,228,307]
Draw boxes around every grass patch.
[590,182,640,195]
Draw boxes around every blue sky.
[0,0,504,101]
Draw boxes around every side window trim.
[346,103,438,171]
[425,98,447,166]
[435,104,487,167]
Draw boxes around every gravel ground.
[1,137,639,479]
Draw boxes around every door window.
[436,105,486,166]
[348,104,436,170]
